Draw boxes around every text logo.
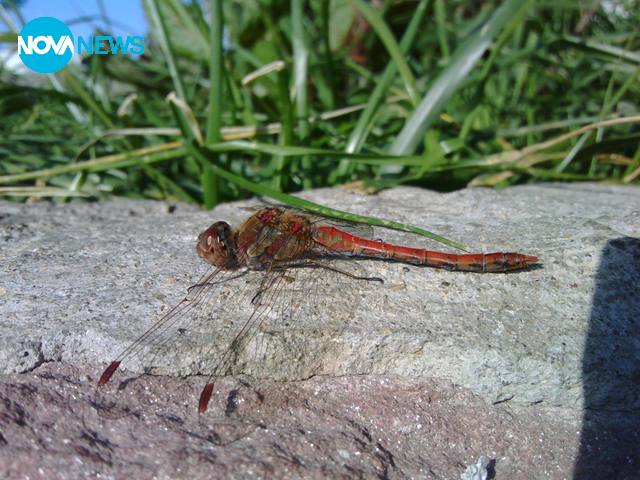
[18,17,145,74]
[18,17,73,74]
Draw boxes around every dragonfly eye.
[196,221,236,268]
[215,223,232,251]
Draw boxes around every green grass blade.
[341,0,429,168]
[292,0,310,140]
[0,4,19,32]
[206,0,224,146]
[272,68,295,191]
[145,0,187,101]
[292,0,311,188]
[556,66,640,172]
[58,70,114,128]
[146,0,216,206]
[350,0,419,106]
[336,24,421,181]
[319,1,336,108]
[389,0,533,155]
[0,31,17,42]
[166,0,211,59]
[555,35,640,65]
[203,0,224,208]
[434,0,449,60]
[204,140,434,165]
[140,164,197,203]
[0,186,89,198]
[0,143,185,184]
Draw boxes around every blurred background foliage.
[0,0,639,208]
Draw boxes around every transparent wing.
[192,255,381,412]
[98,267,250,379]
[208,258,380,377]
[98,260,378,379]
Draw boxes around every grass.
[0,0,639,237]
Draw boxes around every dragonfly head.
[196,221,238,268]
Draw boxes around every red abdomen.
[313,226,537,273]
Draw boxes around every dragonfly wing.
[98,267,258,381]
[207,257,380,381]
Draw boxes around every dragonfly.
[98,206,538,413]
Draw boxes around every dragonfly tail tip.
[98,360,121,385]
[198,383,215,413]
[524,255,539,265]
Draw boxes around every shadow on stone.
[574,237,640,479]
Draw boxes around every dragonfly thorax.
[196,221,240,269]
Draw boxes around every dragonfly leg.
[302,260,384,284]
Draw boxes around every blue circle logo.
[18,17,74,74]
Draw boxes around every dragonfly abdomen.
[425,251,538,272]
[314,226,537,272]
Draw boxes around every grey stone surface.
[1,183,639,478]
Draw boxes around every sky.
[11,0,148,38]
